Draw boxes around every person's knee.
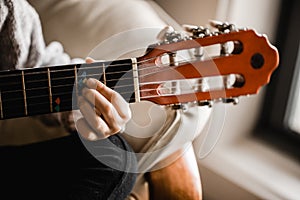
[80,134,138,199]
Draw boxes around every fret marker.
[55,105,60,112]
[55,97,61,105]
[54,97,61,112]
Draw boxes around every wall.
[154,0,284,199]
[154,0,218,27]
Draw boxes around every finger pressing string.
[84,78,131,121]
[80,88,123,135]
[78,96,111,137]
[85,78,116,101]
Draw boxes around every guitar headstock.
[136,21,279,107]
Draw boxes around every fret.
[73,65,80,109]
[47,68,53,112]
[0,90,3,119]
[50,64,76,113]
[77,60,135,103]
[74,65,79,98]
[131,57,140,102]
[24,67,51,116]
[21,71,28,116]
[102,63,106,85]
[102,59,135,103]
[0,58,136,120]
[0,70,25,119]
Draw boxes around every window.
[256,0,300,157]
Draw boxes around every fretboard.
[0,59,136,120]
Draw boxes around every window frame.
[255,0,300,157]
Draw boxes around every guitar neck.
[0,59,136,120]
[0,24,280,120]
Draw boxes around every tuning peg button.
[222,97,239,105]
[182,24,199,32]
[182,24,210,38]
[209,20,225,28]
[156,26,175,42]
[209,20,236,33]
[157,25,183,43]
[198,100,213,107]
[172,103,189,112]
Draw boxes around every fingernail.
[85,57,95,64]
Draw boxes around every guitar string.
[0,56,217,109]
[0,55,156,79]
[0,87,207,115]
[2,88,201,111]
[0,74,136,87]
[0,80,207,104]
[0,59,219,104]
[0,75,221,113]
[0,61,195,87]
[0,88,208,115]
[0,60,197,92]
[0,63,230,113]
[0,59,202,94]
[0,56,201,81]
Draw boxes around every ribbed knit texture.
[0,0,82,131]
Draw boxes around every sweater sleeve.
[27,2,82,133]
[0,0,81,132]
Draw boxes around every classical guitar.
[0,21,279,120]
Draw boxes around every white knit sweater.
[0,0,78,134]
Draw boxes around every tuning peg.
[156,25,183,44]
[182,24,210,38]
[156,26,175,42]
[198,100,213,108]
[209,20,225,28]
[172,103,189,112]
[222,97,239,105]
[209,20,236,33]
[182,24,200,32]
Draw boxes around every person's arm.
[1,0,131,142]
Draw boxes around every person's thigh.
[0,133,137,200]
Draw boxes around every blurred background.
[155,0,300,199]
